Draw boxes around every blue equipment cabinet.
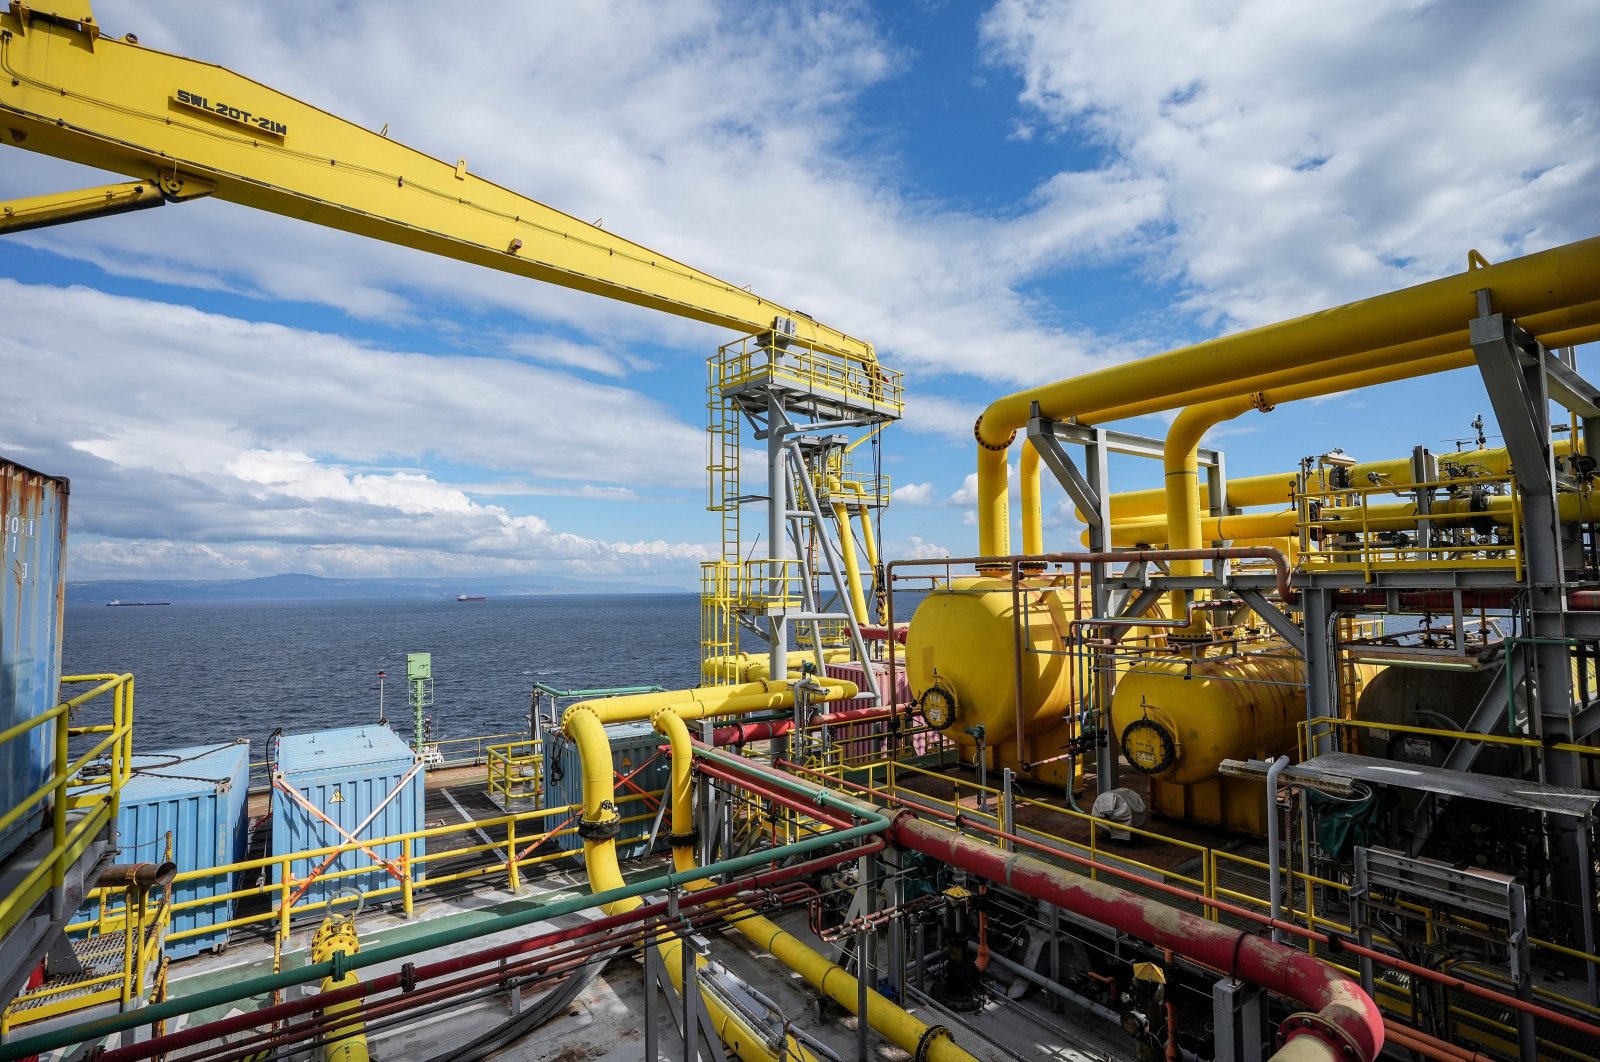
[77,742,251,958]
[272,726,424,914]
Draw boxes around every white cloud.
[3,280,714,577]
[981,0,1600,333]
[891,482,936,506]
[899,536,951,560]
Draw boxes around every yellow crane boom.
[0,2,875,363]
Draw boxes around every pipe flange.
[914,1024,951,1062]
[666,831,700,849]
[577,798,621,840]
[1250,391,1276,413]
[577,818,622,841]
[973,415,1016,452]
[1275,1011,1364,1060]
[561,702,599,737]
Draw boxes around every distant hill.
[67,572,693,604]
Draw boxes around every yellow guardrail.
[0,673,134,945]
[486,740,543,806]
[1299,475,1523,579]
[715,332,905,419]
[2,883,170,1033]
[63,788,665,956]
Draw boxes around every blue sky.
[2,0,1596,584]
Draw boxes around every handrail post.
[402,839,415,918]
[506,819,520,893]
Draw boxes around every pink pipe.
[890,815,1383,1062]
[710,705,896,746]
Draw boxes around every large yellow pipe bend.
[972,238,1600,556]
[564,705,810,1062]
[1163,394,1260,635]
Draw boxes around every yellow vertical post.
[278,866,292,945]
[506,819,520,893]
[401,839,415,918]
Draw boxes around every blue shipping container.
[75,742,251,958]
[0,459,69,864]
[272,726,424,914]
[543,720,670,859]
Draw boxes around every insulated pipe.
[973,237,1600,554]
[890,815,1383,1062]
[1020,437,1043,556]
[1078,312,1600,427]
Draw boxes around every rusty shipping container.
[1,459,69,863]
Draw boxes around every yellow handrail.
[0,674,134,943]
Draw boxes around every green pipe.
[2,818,888,1061]
[1501,636,1588,736]
[693,743,890,822]
[532,683,668,699]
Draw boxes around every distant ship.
[455,594,486,602]
[106,600,171,607]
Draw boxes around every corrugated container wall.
[272,726,423,914]
[824,660,924,760]
[75,742,250,958]
[543,720,669,860]
[0,460,69,864]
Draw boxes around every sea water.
[60,595,703,753]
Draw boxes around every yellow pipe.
[310,916,369,1062]
[1105,491,1600,547]
[1158,354,1455,631]
[977,445,1009,557]
[1079,312,1600,426]
[570,693,978,1062]
[831,495,871,620]
[1020,437,1043,555]
[653,719,983,1062]
[972,237,1600,555]
[1107,438,1576,521]
[563,705,803,1062]
[1162,394,1259,635]
[700,652,856,683]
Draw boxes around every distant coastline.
[69,572,694,605]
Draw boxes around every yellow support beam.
[0,7,874,362]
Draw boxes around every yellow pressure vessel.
[905,577,1077,748]
[1111,651,1305,785]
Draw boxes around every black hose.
[417,945,616,1062]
